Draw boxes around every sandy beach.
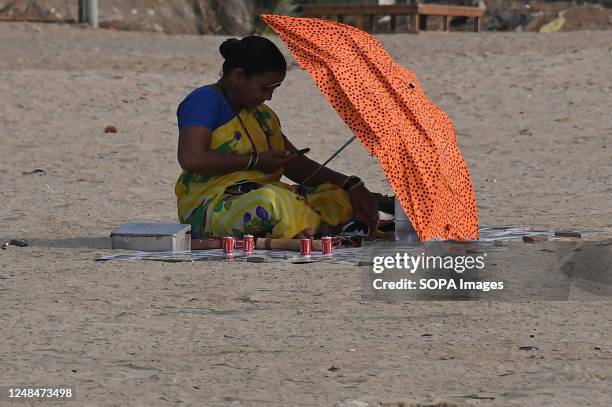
[1,22,611,406]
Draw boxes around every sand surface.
[1,22,611,406]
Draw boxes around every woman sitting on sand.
[176,36,378,239]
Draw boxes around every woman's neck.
[217,78,242,114]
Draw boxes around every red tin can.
[322,236,333,255]
[243,234,254,254]
[300,238,312,256]
[223,236,234,254]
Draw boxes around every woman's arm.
[178,126,296,175]
[178,126,250,175]
[283,134,380,235]
[282,136,349,187]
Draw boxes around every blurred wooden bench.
[301,3,486,33]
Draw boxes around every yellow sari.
[175,104,352,239]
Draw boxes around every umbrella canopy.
[260,14,479,241]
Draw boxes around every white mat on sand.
[95,227,601,265]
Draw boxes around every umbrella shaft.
[302,135,357,185]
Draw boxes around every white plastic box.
[110,223,191,252]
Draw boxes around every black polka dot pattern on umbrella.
[261,14,479,240]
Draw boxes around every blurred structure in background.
[0,0,610,34]
[301,0,486,32]
[78,0,98,27]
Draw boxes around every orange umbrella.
[260,14,479,241]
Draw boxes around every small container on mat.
[394,197,419,241]
[110,223,191,252]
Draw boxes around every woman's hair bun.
[219,38,240,59]
[220,36,287,78]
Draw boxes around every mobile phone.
[292,148,310,156]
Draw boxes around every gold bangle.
[246,152,259,171]
[245,153,254,171]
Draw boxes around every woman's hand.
[348,184,379,237]
[254,150,296,173]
